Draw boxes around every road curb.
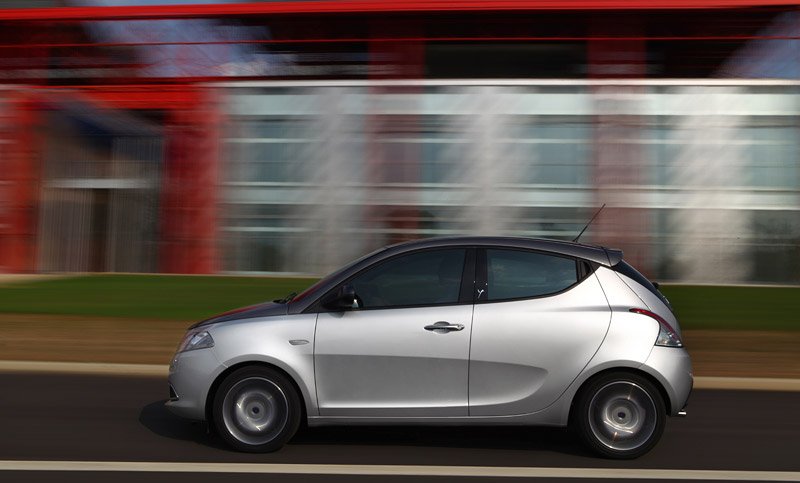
[1,360,800,392]
[693,376,800,392]
[0,360,167,377]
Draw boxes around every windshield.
[289,246,388,304]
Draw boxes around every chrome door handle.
[424,321,465,333]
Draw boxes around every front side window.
[486,249,578,301]
[350,249,466,309]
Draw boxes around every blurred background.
[1,4,799,470]
[0,0,798,284]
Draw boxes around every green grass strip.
[0,275,797,330]
[660,285,800,331]
[0,274,317,322]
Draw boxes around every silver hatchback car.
[166,237,692,459]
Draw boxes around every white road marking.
[1,360,799,392]
[0,461,798,480]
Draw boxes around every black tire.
[212,366,302,453]
[572,372,666,459]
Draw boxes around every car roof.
[383,236,622,266]
[289,236,623,314]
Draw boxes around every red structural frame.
[59,86,221,274]
[0,34,799,50]
[0,86,221,274]
[0,92,39,273]
[71,87,221,274]
[0,0,798,21]
[158,88,222,274]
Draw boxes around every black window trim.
[310,246,477,313]
[475,247,596,304]
[612,260,673,312]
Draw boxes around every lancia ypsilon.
[167,237,692,459]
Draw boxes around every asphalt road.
[0,373,798,482]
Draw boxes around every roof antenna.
[573,204,606,243]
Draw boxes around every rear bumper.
[641,346,693,417]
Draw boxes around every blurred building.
[0,0,798,283]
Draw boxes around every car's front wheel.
[573,372,666,459]
[212,366,302,453]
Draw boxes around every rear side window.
[486,249,578,301]
[613,260,673,311]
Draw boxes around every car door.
[469,248,611,416]
[315,248,474,417]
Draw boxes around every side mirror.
[323,284,358,311]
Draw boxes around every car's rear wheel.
[212,366,301,453]
[573,372,666,459]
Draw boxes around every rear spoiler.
[603,248,623,266]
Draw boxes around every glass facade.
[219,81,800,283]
[2,2,799,284]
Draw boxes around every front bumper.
[642,345,693,417]
[165,347,224,421]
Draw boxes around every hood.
[190,301,289,329]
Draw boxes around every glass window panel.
[350,249,466,309]
[487,249,578,301]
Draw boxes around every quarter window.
[486,249,578,301]
[350,249,466,309]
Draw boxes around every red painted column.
[0,92,40,273]
[159,88,221,274]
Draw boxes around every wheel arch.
[567,366,672,425]
[205,360,309,426]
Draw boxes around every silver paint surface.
[315,305,473,416]
[469,274,610,416]
[166,238,692,432]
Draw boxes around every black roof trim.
[604,247,624,266]
[382,236,620,266]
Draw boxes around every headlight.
[177,329,215,353]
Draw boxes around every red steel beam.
[74,87,202,111]
[0,0,798,22]
[0,92,39,273]
[0,34,798,50]
[159,88,220,274]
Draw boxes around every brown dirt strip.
[0,314,187,365]
[681,330,800,379]
[0,314,798,378]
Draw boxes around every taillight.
[629,308,683,348]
